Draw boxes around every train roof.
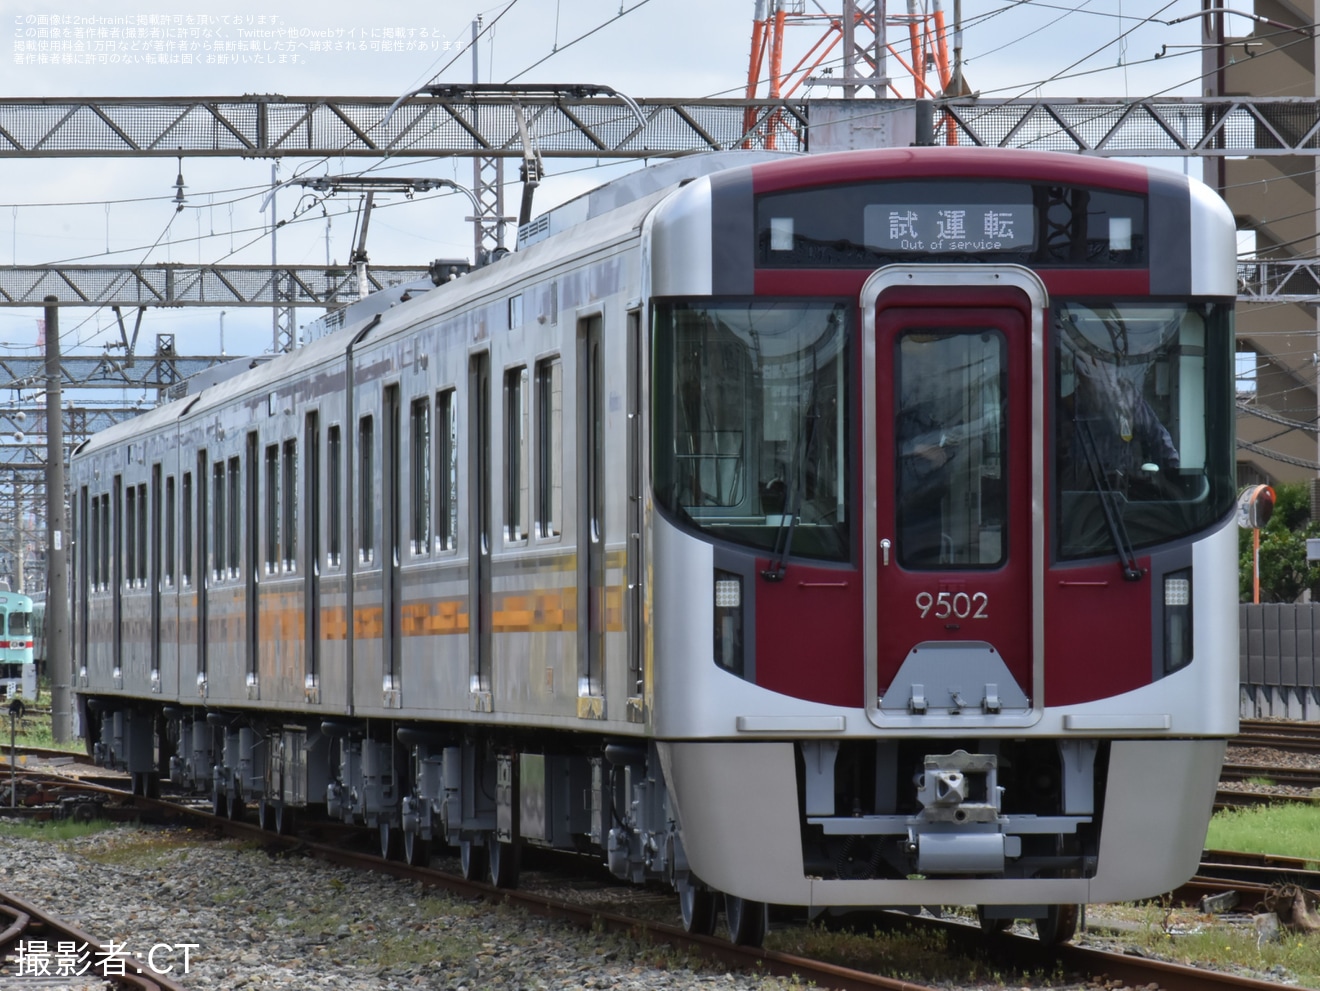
[516,150,796,249]
[72,146,1220,464]
[77,151,785,458]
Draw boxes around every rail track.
[1214,718,1320,807]
[0,748,1299,991]
[0,887,191,990]
[1236,718,1320,754]
[1221,762,1320,789]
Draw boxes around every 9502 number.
[915,590,989,620]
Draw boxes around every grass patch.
[343,897,488,967]
[0,697,83,753]
[75,827,212,867]
[1111,899,1314,986]
[768,921,1062,986]
[1206,803,1320,861]
[0,817,117,842]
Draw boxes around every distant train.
[0,589,36,699]
[71,146,1238,946]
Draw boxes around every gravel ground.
[0,820,1303,991]
[1222,744,1320,799]
[0,825,797,991]
[1227,744,1320,769]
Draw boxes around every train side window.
[328,425,342,568]
[411,397,431,556]
[283,438,298,572]
[88,488,98,591]
[212,461,226,580]
[265,444,280,573]
[88,486,99,592]
[535,357,563,539]
[165,475,176,588]
[359,415,375,564]
[99,494,110,591]
[125,484,137,588]
[136,482,148,586]
[181,472,193,587]
[78,485,88,593]
[436,389,457,553]
[227,457,241,579]
[504,366,529,544]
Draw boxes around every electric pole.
[44,297,70,742]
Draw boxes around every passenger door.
[864,270,1043,725]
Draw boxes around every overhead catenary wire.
[11,4,1312,279]
[1239,401,1320,435]
[6,5,1317,342]
[504,0,653,83]
[1237,438,1320,472]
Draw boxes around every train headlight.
[714,577,742,608]
[713,569,745,677]
[1162,568,1193,675]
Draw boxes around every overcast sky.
[0,1,1251,364]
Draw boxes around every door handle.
[880,538,891,567]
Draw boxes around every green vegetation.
[0,691,83,752]
[0,817,117,842]
[1112,899,1318,986]
[1239,481,1320,603]
[762,805,1320,989]
[1206,802,1320,861]
[769,921,1064,986]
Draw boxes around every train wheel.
[379,821,401,861]
[677,875,717,936]
[403,830,430,867]
[488,839,520,889]
[1035,904,1079,944]
[976,905,1012,934]
[257,799,273,832]
[723,894,768,947]
[226,791,245,822]
[460,838,487,882]
[211,783,225,818]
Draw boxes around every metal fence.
[1240,603,1320,719]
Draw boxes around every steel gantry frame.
[7,92,1320,324]
[6,91,1320,445]
[7,93,1320,159]
[0,264,432,309]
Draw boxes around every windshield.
[653,300,850,562]
[7,610,28,636]
[1054,301,1235,559]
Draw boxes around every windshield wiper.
[1075,418,1144,582]
[763,374,819,583]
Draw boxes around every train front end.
[645,148,1237,929]
[0,592,36,701]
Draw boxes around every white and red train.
[71,147,1238,945]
